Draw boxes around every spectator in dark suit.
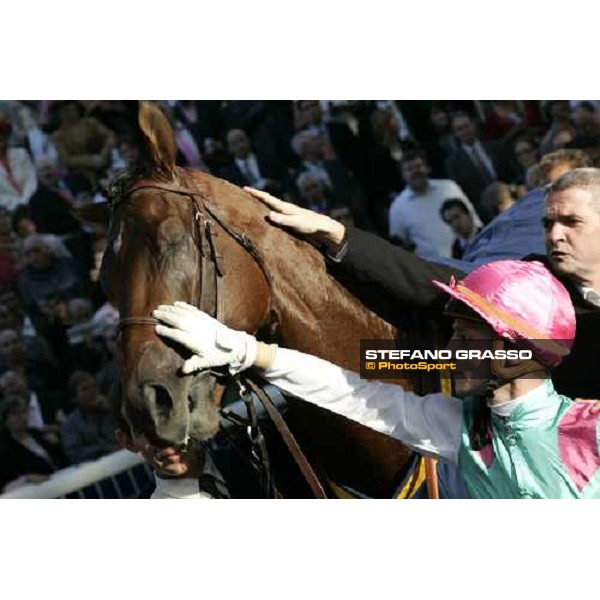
[219,129,283,195]
[430,104,459,161]
[444,111,517,216]
[295,100,365,184]
[290,130,369,228]
[29,157,94,282]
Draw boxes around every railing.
[2,383,288,499]
[0,450,154,499]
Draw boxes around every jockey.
[153,260,600,499]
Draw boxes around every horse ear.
[138,101,177,177]
[73,201,110,226]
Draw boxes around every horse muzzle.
[124,342,220,446]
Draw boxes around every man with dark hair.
[388,149,481,257]
[440,198,481,259]
[218,128,284,196]
[444,111,516,211]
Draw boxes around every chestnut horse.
[95,103,419,498]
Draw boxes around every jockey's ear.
[138,101,177,179]
[73,201,109,227]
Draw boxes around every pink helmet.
[433,260,575,368]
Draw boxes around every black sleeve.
[327,227,467,323]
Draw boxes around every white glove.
[153,302,257,375]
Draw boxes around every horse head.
[87,102,271,447]
[78,102,414,497]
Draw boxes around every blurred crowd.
[1,99,599,493]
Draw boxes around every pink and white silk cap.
[432,260,576,368]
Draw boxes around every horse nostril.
[147,384,173,420]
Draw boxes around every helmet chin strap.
[490,339,545,379]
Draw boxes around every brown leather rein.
[109,176,327,499]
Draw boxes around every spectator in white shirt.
[388,149,481,258]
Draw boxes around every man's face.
[452,116,477,145]
[24,241,53,270]
[226,130,250,159]
[75,376,101,412]
[401,157,428,192]
[301,101,323,125]
[446,318,494,397]
[0,371,29,400]
[552,130,574,150]
[0,330,25,362]
[431,109,449,133]
[515,140,537,169]
[443,206,474,239]
[544,188,600,285]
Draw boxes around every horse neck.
[188,170,397,372]
[264,235,397,373]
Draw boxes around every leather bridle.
[111,176,238,337]
[108,172,327,499]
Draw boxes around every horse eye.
[157,218,186,249]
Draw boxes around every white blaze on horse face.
[113,224,123,255]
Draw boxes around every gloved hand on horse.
[153,302,275,374]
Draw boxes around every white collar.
[487,381,548,417]
[578,285,600,307]
[462,140,482,152]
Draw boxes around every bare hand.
[244,187,346,251]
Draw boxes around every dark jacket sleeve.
[328,227,467,323]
